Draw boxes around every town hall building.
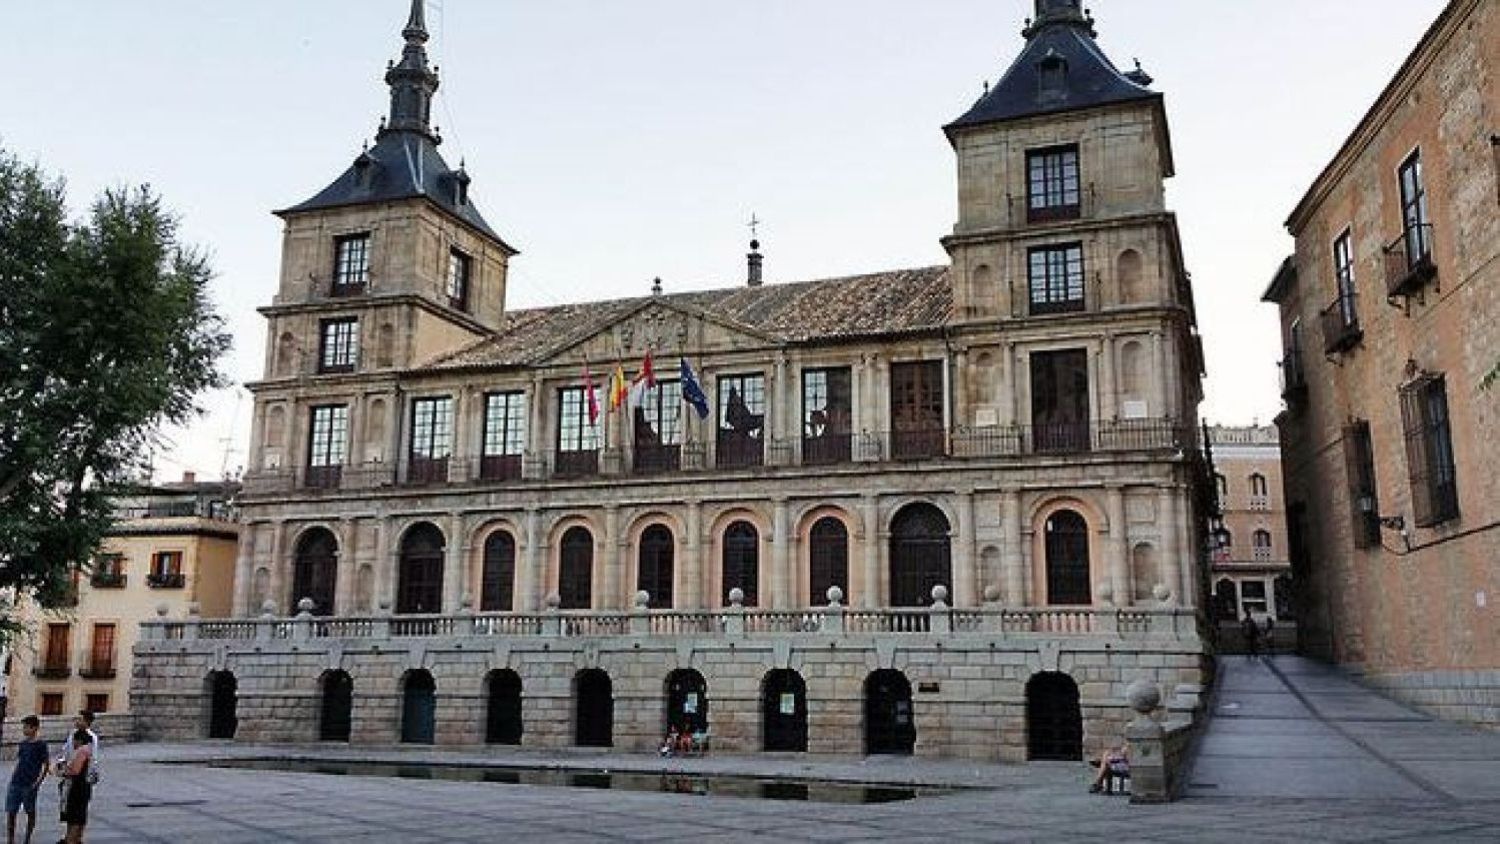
[131,0,1212,762]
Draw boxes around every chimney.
[747,239,763,287]
[181,471,196,484]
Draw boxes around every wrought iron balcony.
[1279,349,1307,402]
[79,661,116,679]
[1384,223,1437,298]
[403,456,451,486]
[90,572,127,589]
[477,454,523,482]
[147,572,186,589]
[34,663,70,679]
[1319,292,1363,355]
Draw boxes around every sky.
[6,0,1448,483]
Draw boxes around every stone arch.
[864,669,915,755]
[375,322,396,368]
[720,520,761,607]
[558,525,594,610]
[1117,248,1145,304]
[276,332,297,377]
[543,515,601,607]
[794,504,857,607]
[481,528,520,612]
[290,525,339,616]
[808,517,850,609]
[888,502,952,607]
[396,522,445,614]
[1026,671,1082,760]
[1131,542,1157,603]
[318,669,353,742]
[468,517,524,610]
[1029,496,1106,606]
[705,507,772,610]
[636,524,676,610]
[400,669,437,744]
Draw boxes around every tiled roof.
[427,266,952,371]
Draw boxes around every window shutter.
[1399,382,1434,527]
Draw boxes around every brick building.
[1205,425,1294,648]
[132,0,1212,760]
[1264,0,1498,728]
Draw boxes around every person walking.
[5,716,48,844]
[1263,615,1277,655]
[57,730,93,844]
[1241,611,1261,659]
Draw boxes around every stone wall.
[1361,669,1500,731]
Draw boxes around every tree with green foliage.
[0,147,230,646]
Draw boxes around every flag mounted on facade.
[679,357,710,420]
[608,364,628,411]
[582,359,600,425]
[627,350,658,408]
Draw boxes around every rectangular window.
[445,249,472,311]
[318,318,359,373]
[408,397,454,484]
[634,380,683,474]
[1333,231,1357,324]
[1241,581,1268,614]
[332,233,371,294]
[148,551,185,588]
[802,367,853,465]
[91,553,126,588]
[890,361,944,460]
[1027,145,1081,222]
[306,405,348,489]
[85,694,109,715]
[1400,374,1459,527]
[1398,150,1430,262]
[87,624,116,677]
[556,385,602,476]
[1031,349,1091,452]
[1344,420,1381,548]
[717,373,765,468]
[40,694,64,717]
[44,623,70,673]
[480,391,527,481]
[1028,244,1086,314]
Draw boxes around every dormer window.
[1027,144,1081,222]
[332,233,370,296]
[445,248,471,311]
[1038,54,1068,102]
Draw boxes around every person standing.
[1241,611,1261,659]
[58,713,98,787]
[4,716,48,844]
[1263,615,1277,655]
[57,730,93,844]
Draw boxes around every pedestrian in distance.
[5,716,49,844]
[1241,611,1261,660]
[1263,615,1276,654]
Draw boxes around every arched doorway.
[397,523,445,614]
[1044,510,1091,605]
[291,528,338,616]
[1026,672,1082,761]
[1214,577,1240,622]
[319,670,353,742]
[575,669,613,747]
[722,521,759,606]
[485,669,523,745]
[559,526,594,609]
[863,670,915,755]
[762,669,808,752]
[665,669,708,734]
[401,670,436,744]
[808,517,848,605]
[481,531,516,612]
[207,671,237,740]
[638,525,674,608]
[889,504,951,607]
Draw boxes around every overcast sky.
[7,0,1447,482]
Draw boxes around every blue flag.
[679,357,710,420]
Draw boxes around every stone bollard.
[292,597,315,642]
[255,600,276,642]
[823,586,846,635]
[1124,679,1168,804]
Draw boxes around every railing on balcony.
[34,663,70,679]
[553,449,600,478]
[90,572,127,589]
[242,464,397,496]
[146,572,186,589]
[632,444,681,475]
[1384,222,1437,298]
[801,433,853,466]
[1319,291,1363,355]
[478,454,523,483]
[304,465,343,490]
[1279,349,1307,401]
[79,659,116,679]
[716,434,764,469]
[403,456,451,486]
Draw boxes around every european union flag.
[679,357,710,420]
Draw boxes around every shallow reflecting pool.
[195,758,955,804]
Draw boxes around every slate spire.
[382,0,441,143]
[1024,0,1096,39]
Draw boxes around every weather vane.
[748,214,762,241]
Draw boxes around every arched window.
[1249,473,1268,497]
[809,517,849,605]
[889,504,952,607]
[1044,509,1090,605]
[638,525,674,609]
[1215,473,1228,499]
[722,521,760,607]
[1026,672,1081,761]
[397,523,445,614]
[481,531,516,612]
[1253,529,1273,561]
[291,527,338,616]
[559,527,593,610]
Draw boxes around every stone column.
[773,353,789,455]
[267,520,288,614]
[1002,490,1024,605]
[772,497,791,609]
[527,375,546,478]
[684,499,702,609]
[376,516,396,611]
[954,348,970,429]
[521,508,542,612]
[1158,487,1180,606]
[861,494,880,609]
[336,517,358,615]
[1002,342,1018,427]
[954,489,977,607]
[1176,490,1195,608]
[443,512,465,613]
[231,524,257,617]
[1151,331,1167,420]
[1107,486,1130,606]
[1100,334,1117,421]
[603,504,621,609]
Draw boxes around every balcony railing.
[34,663,70,679]
[1279,349,1307,401]
[146,572,186,589]
[1384,223,1437,298]
[478,454,523,483]
[90,572,127,589]
[141,604,1199,645]
[633,444,682,475]
[79,661,116,679]
[1319,291,1363,355]
[403,456,451,486]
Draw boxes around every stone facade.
[131,0,1213,757]
[1265,0,1498,728]
[1206,425,1294,627]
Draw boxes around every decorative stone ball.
[260,599,278,617]
[187,602,202,617]
[983,584,1002,602]
[378,598,392,611]
[544,592,562,610]
[1126,679,1162,714]
[296,597,315,614]
[634,590,651,609]
[1152,583,1172,602]
[1097,582,1114,601]
[930,584,949,605]
[155,603,170,618]
[826,585,844,606]
[728,587,746,607]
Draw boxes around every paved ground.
[11,656,1500,842]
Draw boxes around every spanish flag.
[609,364,629,411]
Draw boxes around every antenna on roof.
[746,214,764,288]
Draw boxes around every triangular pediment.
[539,298,784,369]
